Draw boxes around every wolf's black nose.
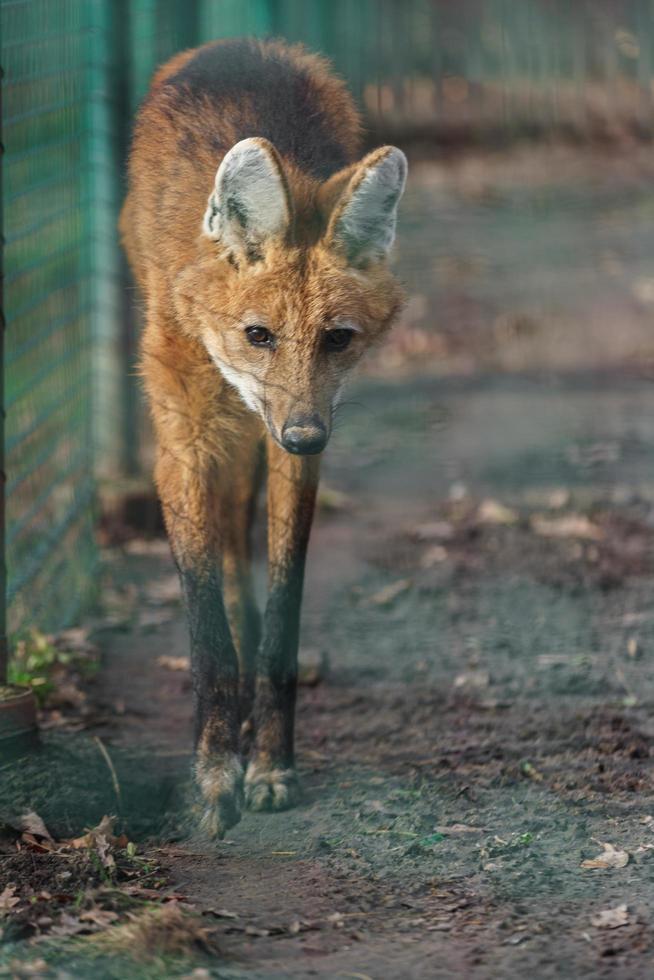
[281,415,328,455]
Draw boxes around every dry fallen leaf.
[477,499,519,525]
[123,886,188,902]
[581,842,629,870]
[530,514,603,541]
[420,544,448,568]
[77,813,116,840]
[80,908,119,928]
[364,578,412,608]
[20,811,53,841]
[50,911,94,937]
[20,832,56,853]
[453,670,490,690]
[66,815,121,869]
[157,655,190,672]
[203,908,239,920]
[591,904,629,929]
[0,885,20,914]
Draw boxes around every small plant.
[8,628,98,705]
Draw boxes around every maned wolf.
[120,37,407,837]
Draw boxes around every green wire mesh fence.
[2,0,654,645]
[3,0,97,638]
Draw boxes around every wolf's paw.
[245,759,299,812]
[195,753,244,838]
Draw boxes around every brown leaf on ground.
[591,904,630,929]
[123,886,188,902]
[0,885,20,914]
[67,814,115,846]
[49,911,93,937]
[65,815,124,869]
[581,842,629,870]
[453,670,490,690]
[157,655,190,672]
[19,811,53,841]
[79,908,120,928]
[364,579,412,608]
[530,513,604,541]
[420,545,448,568]
[477,499,519,525]
[19,833,56,854]
[203,907,239,920]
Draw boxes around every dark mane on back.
[164,38,356,180]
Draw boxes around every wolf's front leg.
[155,447,242,838]
[246,441,320,811]
[182,561,242,836]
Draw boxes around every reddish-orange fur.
[120,38,406,836]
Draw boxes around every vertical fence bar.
[114,0,151,477]
[0,56,7,684]
[86,0,123,480]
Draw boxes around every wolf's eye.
[325,328,353,352]
[246,325,273,348]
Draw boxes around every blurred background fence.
[2,0,654,641]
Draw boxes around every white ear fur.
[203,137,291,259]
[329,147,407,266]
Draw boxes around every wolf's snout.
[281,414,328,455]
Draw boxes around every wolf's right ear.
[203,137,291,261]
[324,146,407,268]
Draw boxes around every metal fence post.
[0,58,7,684]
[86,0,126,480]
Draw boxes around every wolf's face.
[178,137,407,454]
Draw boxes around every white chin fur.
[203,333,264,416]
[214,355,263,414]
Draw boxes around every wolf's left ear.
[325,147,407,267]
[204,137,291,261]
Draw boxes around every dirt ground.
[4,371,654,978]
[4,147,654,977]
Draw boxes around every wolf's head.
[178,137,407,454]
